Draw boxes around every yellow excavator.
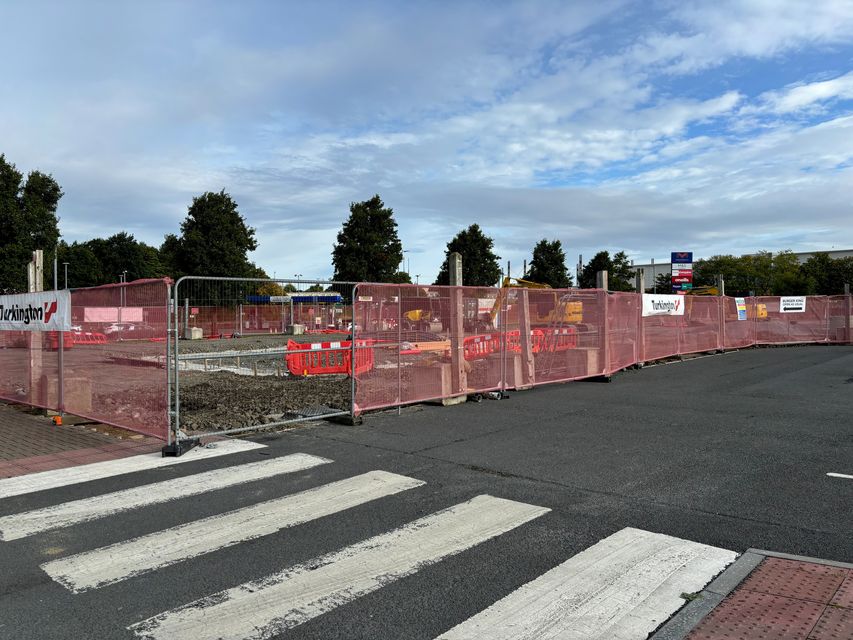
[489,277,583,327]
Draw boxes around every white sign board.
[779,296,806,313]
[0,290,71,331]
[642,294,685,317]
[82,307,144,323]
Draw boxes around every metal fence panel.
[0,279,170,440]
[171,277,356,440]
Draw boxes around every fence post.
[518,288,535,387]
[717,275,726,352]
[845,284,851,345]
[635,269,645,365]
[447,253,467,403]
[350,284,358,422]
[637,290,645,366]
[595,272,609,377]
[397,285,402,414]
[165,283,172,446]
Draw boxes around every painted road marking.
[827,472,853,480]
[0,440,267,499]
[436,527,736,640]
[43,471,425,593]
[129,495,550,640]
[0,453,330,541]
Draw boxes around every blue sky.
[1,0,852,283]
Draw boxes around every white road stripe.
[129,494,550,640]
[436,527,737,640]
[0,440,266,499]
[43,470,425,593]
[0,453,330,541]
[827,472,853,480]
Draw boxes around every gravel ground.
[177,371,351,432]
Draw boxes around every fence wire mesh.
[0,279,170,439]
[171,277,356,439]
[353,286,852,414]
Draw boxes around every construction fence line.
[352,285,853,415]
[0,279,170,440]
[3,278,849,445]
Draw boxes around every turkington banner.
[0,290,71,331]
[642,294,685,317]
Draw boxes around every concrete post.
[446,252,467,404]
[596,270,608,291]
[635,268,645,293]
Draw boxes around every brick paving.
[0,402,162,478]
[688,557,853,640]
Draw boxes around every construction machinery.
[488,278,583,328]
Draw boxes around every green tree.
[86,232,165,284]
[0,154,62,292]
[434,224,502,286]
[56,241,102,288]
[387,271,412,284]
[527,239,572,288]
[162,190,258,278]
[578,250,633,291]
[769,250,808,295]
[331,195,403,282]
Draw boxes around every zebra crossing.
[0,441,738,639]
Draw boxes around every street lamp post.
[62,262,69,289]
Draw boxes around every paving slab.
[0,401,162,477]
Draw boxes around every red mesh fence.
[754,296,830,344]
[0,279,169,440]
[722,297,755,349]
[353,286,852,414]
[606,292,640,373]
[0,329,61,412]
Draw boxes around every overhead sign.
[0,290,71,331]
[671,252,693,264]
[780,296,806,313]
[735,297,747,321]
[642,294,685,317]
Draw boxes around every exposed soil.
[175,332,350,355]
[177,371,351,432]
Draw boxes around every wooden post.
[446,252,467,404]
[518,289,535,387]
[28,250,44,402]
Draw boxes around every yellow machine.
[686,285,719,296]
[489,277,583,327]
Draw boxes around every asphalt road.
[0,344,851,639]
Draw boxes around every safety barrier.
[71,331,108,345]
[285,339,374,376]
[0,279,170,440]
[352,285,852,414]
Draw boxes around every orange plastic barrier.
[286,339,374,376]
[532,327,578,352]
[462,328,577,360]
[72,331,107,345]
[46,331,75,350]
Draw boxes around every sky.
[1,0,853,283]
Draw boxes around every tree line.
[1,152,850,295]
